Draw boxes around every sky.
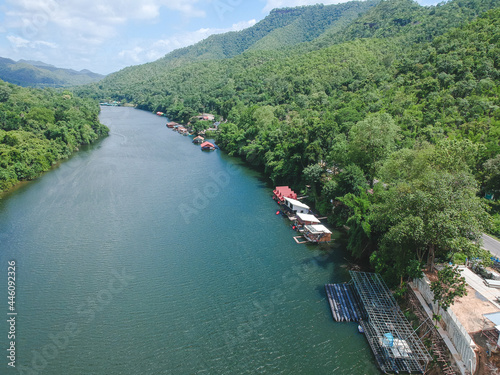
[0,0,441,75]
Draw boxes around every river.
[0,106,379,374]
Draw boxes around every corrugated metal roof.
[304,224,331,234]
[296,213,320,223]
[284,197,309,209]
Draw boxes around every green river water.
[0,106,379,374]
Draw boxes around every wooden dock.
[293,235,308,244]
[325,283,366,322]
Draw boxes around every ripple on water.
[0,107,379,375]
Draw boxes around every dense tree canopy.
[74,0,500,284]
[0,80,108,191]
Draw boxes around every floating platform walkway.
[325,273,431,373]
[293,235,308,244]
[324,283,366,322]
[349,272,431,373]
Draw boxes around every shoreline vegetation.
[78,0,500,286]
[0,80,109,194]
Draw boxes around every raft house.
[201,141,216,151]
[325,272,431,374]
[295,213,321,226]
[283,197,310,215]
[303,224,332,243]
[273,186,297,203]
[176,126,189,135]
[272,186,334,244]
[166,121,178,128]
[193,135,204,144]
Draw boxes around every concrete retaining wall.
[412,276,477,374]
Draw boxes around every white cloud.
[263,0,348,13]
[6,35,57,50]
[6,35,30,49]
[232,19,258,30]
[1,0,208,73]
[117,19,257,66]
[118,46,145,64]
[3,0,205,48]
[34,40,57,48]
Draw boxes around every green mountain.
[78,0,500,188]
[0,57,105,87]
[82,0,378,95]
[68,0,500,281]
[81,0,498,117]
[156,1,379,67]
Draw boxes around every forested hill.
[316,0,499,45]
[82,0,499,113]
[153,1,378,67]
[85,0,378,92]
[0,80,108,192]
[78,0,500,284]
[0,57,105,88]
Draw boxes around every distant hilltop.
[0,57,105,88]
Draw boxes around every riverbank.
[0,134,108,197]
[0,106,380,374]
[0,83,108,194]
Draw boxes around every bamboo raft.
[325,283,366,322]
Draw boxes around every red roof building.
[201,141,215,150]
[273,186,297,203]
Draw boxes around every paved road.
[482,234,500,259]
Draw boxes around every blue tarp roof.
[485,312,500,326]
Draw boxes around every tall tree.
[484,154,500,197]
[430,265,467,311]
[348,113,400,184]
[338,190,373,258]
[374,169,490,271]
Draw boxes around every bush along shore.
[0,80,109,193]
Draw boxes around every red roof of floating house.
[273,186,297,202]
[200,141,215,149]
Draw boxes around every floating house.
[177,126,189,135]
[295,213,321,226]
[273,186,297,203]
[166,122,178,128]
[192,136,205,144]
[156,112,164,116]
[303,224,331,243]
[201,141,215,151]
[283,197,310,214]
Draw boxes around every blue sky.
[0,0,440,75]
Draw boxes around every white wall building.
[284,197,310,214]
